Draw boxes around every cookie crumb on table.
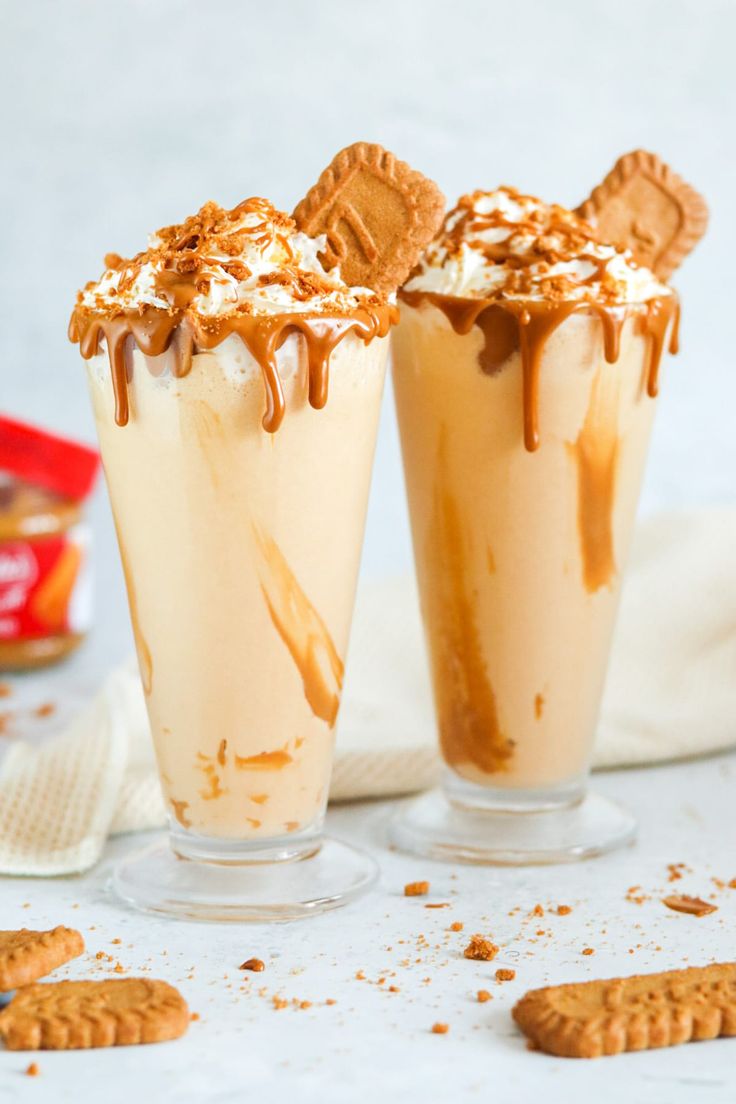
[464,935,499,961]
[662,895,718,917]
[239,958,265,972]
[404,881,430,897]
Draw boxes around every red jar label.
[0,526,91,640]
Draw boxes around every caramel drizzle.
[640,295,681,398]
[116,528,153,696]
[254,526,344,727]
[425,430,513,775]
[69,300,397,433]
[400,290,679,451]
[234,749,294,771]
[169,799,191,828]
[570,369,620,593]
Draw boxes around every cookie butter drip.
[639,297,681,398]
[254,528,344,727]
[69,197,397,431]
[403,186,680,450]
[570,371,620,593]
[234,749,293,771]
[116,532,153,696]
[170,799,191,828]
[426,433,512,774]
[401,291,678,452]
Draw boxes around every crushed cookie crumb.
[239,958,265,972]
[464,935,499,961]
[495,968,516,982]
[662,895,718,917]
[431,1022,449,1035]
[448,921,464,932]
[555,905,572,916]
[190,1012,200,1021]
[404,881,430,897]
[477,989,492,1003]
[667,862,689,882]
[582,948,595,956]
[530,904,544,917]
[25,1062,40,1077]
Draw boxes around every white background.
[1,0,733,587]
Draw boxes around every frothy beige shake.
[393,187,680,799]
[72,196,395,844]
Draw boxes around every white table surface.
[1,747,735,1102]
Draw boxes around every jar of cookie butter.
[0,416,100,670]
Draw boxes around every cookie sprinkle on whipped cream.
[77,197,384,319]
[404,188,671,305]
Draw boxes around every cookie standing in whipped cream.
[70,197,397,433]
[402,186,682,451]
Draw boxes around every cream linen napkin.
[1,509,734,875]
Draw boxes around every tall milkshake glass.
[391,186,681,864]
[71,196,397,919]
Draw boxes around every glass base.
[110,836,378,922]
[390,788,636,865]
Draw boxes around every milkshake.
[70,144,445,916]
[391,171,700,863]
[87,331,386,844]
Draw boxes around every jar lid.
[0,415,100,501]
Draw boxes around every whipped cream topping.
[77,197,382,318]
[404,188,671,305]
